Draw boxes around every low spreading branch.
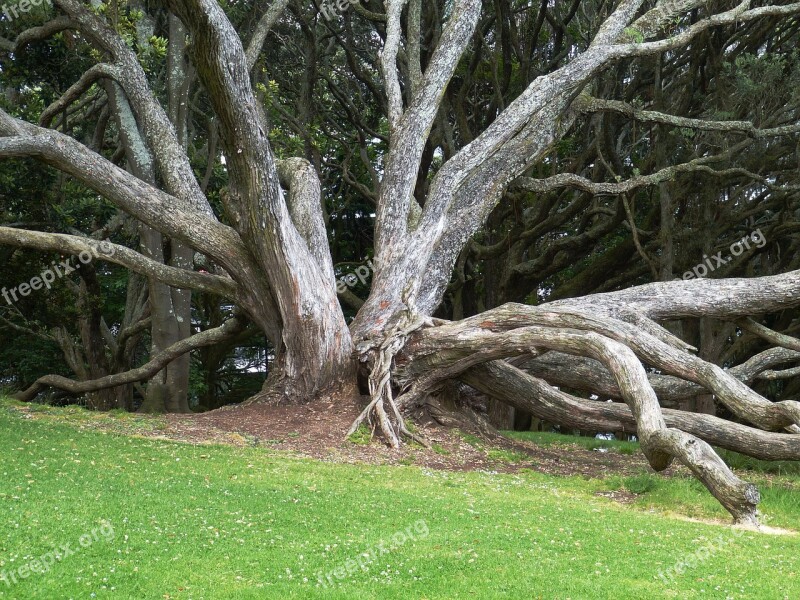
[397,316,762,523]
[463,361,800,462]
[13,315,247,402]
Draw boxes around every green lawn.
[504,430,800,528]
[0,400,798,599]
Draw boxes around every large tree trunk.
[163,0,356,401]
[75,264,118,410]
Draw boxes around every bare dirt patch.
[157,396,677,480]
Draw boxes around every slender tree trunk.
[76,266,117,410]
[137,227,193,413]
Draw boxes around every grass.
[455,430,485,450]
[622,471,659,494]
[507,429,800,529]
[0,398,168,434]
[716,448,800,477]
[456,431,533,462]
[430,443,450,456]
[504,430,800,475]
[502,430,640,455]
[486,448,532,464]
[347,424,372,445]
[0,400,798,599]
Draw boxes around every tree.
[1,0,800,525]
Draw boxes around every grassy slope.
[504,431,800,528]
[0,401,797,599]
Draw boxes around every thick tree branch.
[462,361,800,461]
[276,158,336,286]
[39,64,112,128]
[53,0,214,217]
[0,228,236,296]
[403,303,800,431]
[575,96,800,139]
[738,317,800,353]
[515,162,800,196]
[622,0,704,42]
[0,122,247,272]
[549,269,800,320]
[380,0,409,132]
[245,0,291,72]
[401,318,761,523]
[760,366,800,380]
[610,2,800,59]
[514,346,800,405]
[375,0,482,254]
[3,17,76,53]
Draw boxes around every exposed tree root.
[420,393,498,439]
[347,303,432,448]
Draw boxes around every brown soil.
[159,395,686,481]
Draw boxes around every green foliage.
[555,135,579,158]
[726,53,794,101]
[716,51,800,123]
[188,360,209,403]
[455,429,485,450]
[623,27,644,43]
[0,336,69,388]
[487,448,530,463]
[431,443,450,456]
